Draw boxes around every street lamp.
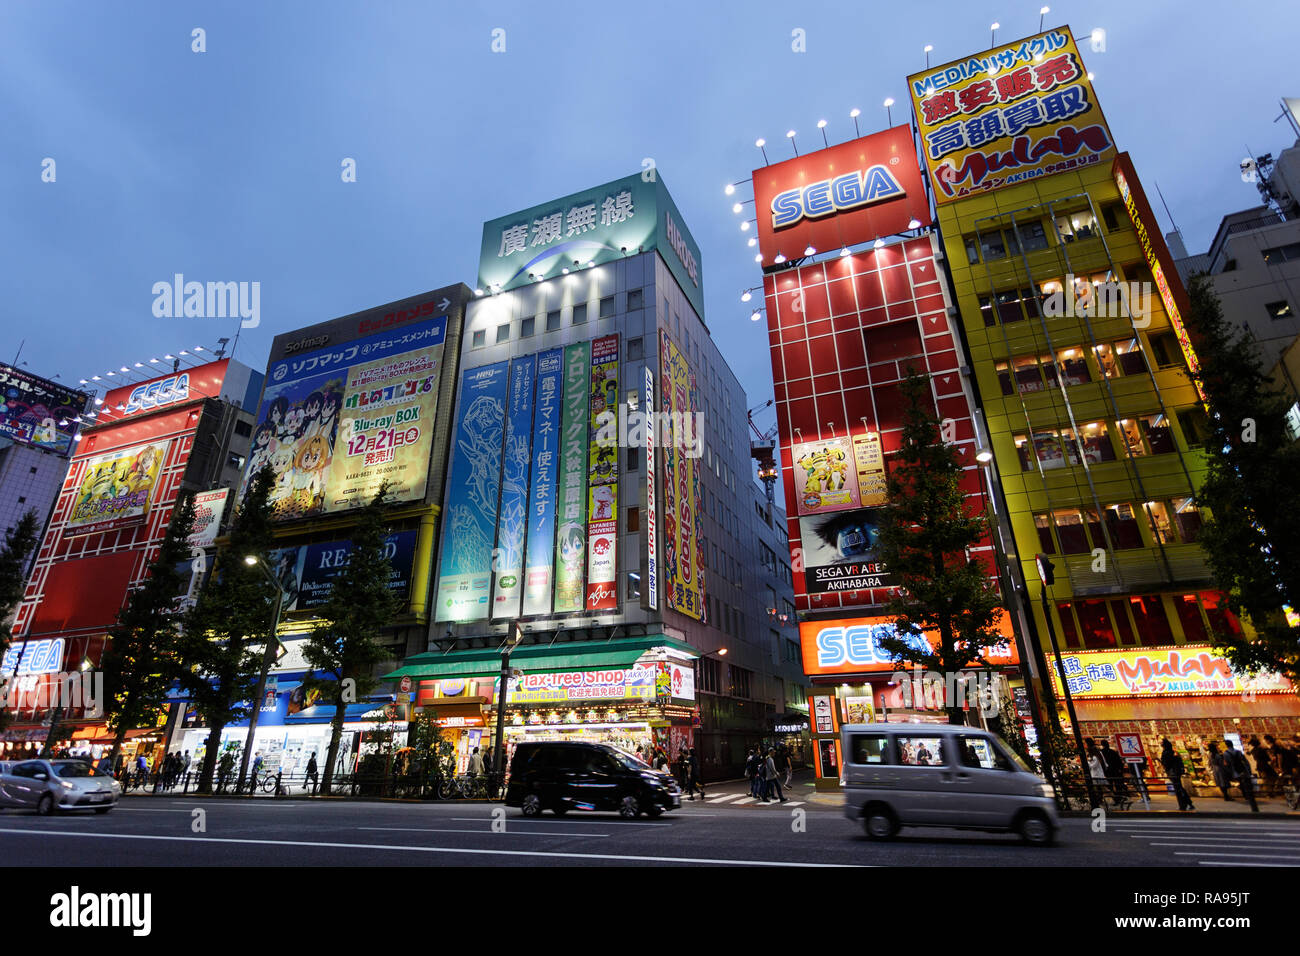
[239,554,286,794]
[492,622,524,793]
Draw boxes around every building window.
[1100,503,1143,549]
[1128,595,1174,646]
[1117,414,1176,457]
[1076,599,1116,649]
[1176,407,1211,448]
[1094,337,1147,379]
[234,420,252,437]
[964,235,980,264]
[1266,300,1294,319]
[1051,508,1091,554]
[1149,331,1185,370]
[628,336,643,361]
[1014,220,1050,251]
[1056,602,1081,649]
[1034,513,1056,554]
[227,453,245,470]
[521,316,535,338]
[496,324,510,344]
[1173,593,1209,642]
[546,310,561,332]
[471,329,486,348]
[599,296,615,319]
[1200,590,1243,639]
[1056,346,1090,386]
[1101,203,1123,232]
[627,288,644,310]
[1147,497,1203,545]
[1261,242,1300,264]
[698,656,720,694]
[627,572,640,600]
[1055,209,1098,243]
[628,507,640,533]
[626,447,640,472]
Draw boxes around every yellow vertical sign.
[852,432,887,507]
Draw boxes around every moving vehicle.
[505,741,680,818]
[840,722,1057,845]
[0,758,121,815]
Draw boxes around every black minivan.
[505,742,681,818]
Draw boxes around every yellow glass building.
[909,27,1299,776]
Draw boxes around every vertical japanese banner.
[659,331,705,621]
[643,365,658,611]
[434,361,509,622]
[552,342,591,613]
[687,364,706,622]
[522,349,564,616]
[852,432,888,506]
[492,355,536,620]
[586,334,620,611]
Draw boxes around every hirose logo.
[151,273,261,328]
[1,670,105,718]
[50,886,151,937]
[1042,273,1152,326]
[593,403,703,458]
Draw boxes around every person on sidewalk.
[781,745,793,790]
[688,747,705,800]
[1099,741,1127,799]
[304,751,319,793]
[1249,735,1280,797]
[1223,740,1259,812]
[1208,742,1233,801]
[468,746,485,781]
[1160,738,1195,811]
[763,748,787,803]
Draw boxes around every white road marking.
[1200,861,1295,867]
[357,826,610,838]
[448,817,672,827]
[1126,833,1299,841]
[0,827,857,867]
[731,797,758,805]
[707,794,743,803]
[1174,851,1300,860]
[784,802,805,808]
[1148,841,1300,848]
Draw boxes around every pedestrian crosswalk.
[1106,818,1300,866]
[695,792,805,808]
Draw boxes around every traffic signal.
[1035,554,1056,587]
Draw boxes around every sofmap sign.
[1050,646,1293,699]
[751,126,929,265]
[478,173,705,317]
[800,613,1019,676]
[907,27,1115,205]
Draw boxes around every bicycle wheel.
[437,779,455,800]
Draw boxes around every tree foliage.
[0,510,40,732]
[1184,275,1300,686]
[872,369,1009,724]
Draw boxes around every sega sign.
[751,126,930,267]
[1,638,67,677]
[125,373,190,414]
[770,166,905,230]
[799,613,1019,676]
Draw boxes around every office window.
[628,336,643,361]
[627,288,644,310]
[1266,300,1294,319]
[1094,337,1148,379]
[1127,596,1173,646]
[1076,599,1116,649]
[573,303,589,325]
[1056,602,1081,649]
[1100,503,1143,550]
[1117,414,1175,457]
[234,420,252,437]
[1052,508,1090,554]
[1055,209,1098,243]
[521,316,535,338]
[227,453,245,470]
[1261,242,1300,264]
[628,507,640,533]
[626,447,640,472]
[1101,203,1123,232]
[1014,220,1050,251]
[1149,331,1185,370]
[1176,407,1212,448]
[495,323,510,344]
[964,236,980,264]
[1056,346,1090,386]
[627,572,640,600]
[599,296,615,319]
[1173,593,1209,643]
[471,329,486,348]
[1147,497,1203,545]
[979,230,1009,260]
[546,309,562,331]
[1034,513,1056,554]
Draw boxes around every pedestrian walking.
[1207,742,1232,800]
[1249,736,1280,797]
[1087,751,1106,787]
[468,746,485,779]
[780,746,793,790]
[1099,741,1127,798]
[676,748,689,795]
[1223,740,1259,812]
[1160,738,1194,811]
[764,748,787,802]
[745,749,761,798]
[304,751,319,793]
[688,747,705,800]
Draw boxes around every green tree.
[175,468,278,793]
[872,369,1009,724]
[1184,275,1300,686]
[101,494,198,771]
[301,485,401,795]
[0,510,41,732]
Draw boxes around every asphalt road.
[3,789,1299,867]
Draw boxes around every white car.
[0,758,121,814]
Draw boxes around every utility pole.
[492,622,523,794]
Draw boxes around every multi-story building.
[911,26,1299,782]
[167,288,473,776]
[3,358,262,761]
[0,363,90,542]
[386,173,799,778]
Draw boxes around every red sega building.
[752,127,1034,783]
[2,359,260,762]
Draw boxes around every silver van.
[840,722,1058,845]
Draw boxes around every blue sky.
[3,0,1295,441]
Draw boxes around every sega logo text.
[125,374,190,414]
[771,166,904,230]
[815,623,926,668]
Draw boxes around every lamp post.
[239,555,285,795]
[491,622,524,795]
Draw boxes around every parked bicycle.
[438,774,488,800]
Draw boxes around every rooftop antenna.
[1154,181,1180,234]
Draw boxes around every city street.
[3,791,1298,867]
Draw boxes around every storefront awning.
[384,634,699,681]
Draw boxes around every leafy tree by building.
[871,369,1010,725]
[1183,275,1300,686]
[301,484,401,795]
[101,494,197,772]
[174,468,278,793]
[0,510,40,732]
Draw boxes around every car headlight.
[59,780,74,790]
[1038,783,1055,799]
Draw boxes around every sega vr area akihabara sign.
[477,172,705,318]
[908,27,1115,204]
[751,126,931,265]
